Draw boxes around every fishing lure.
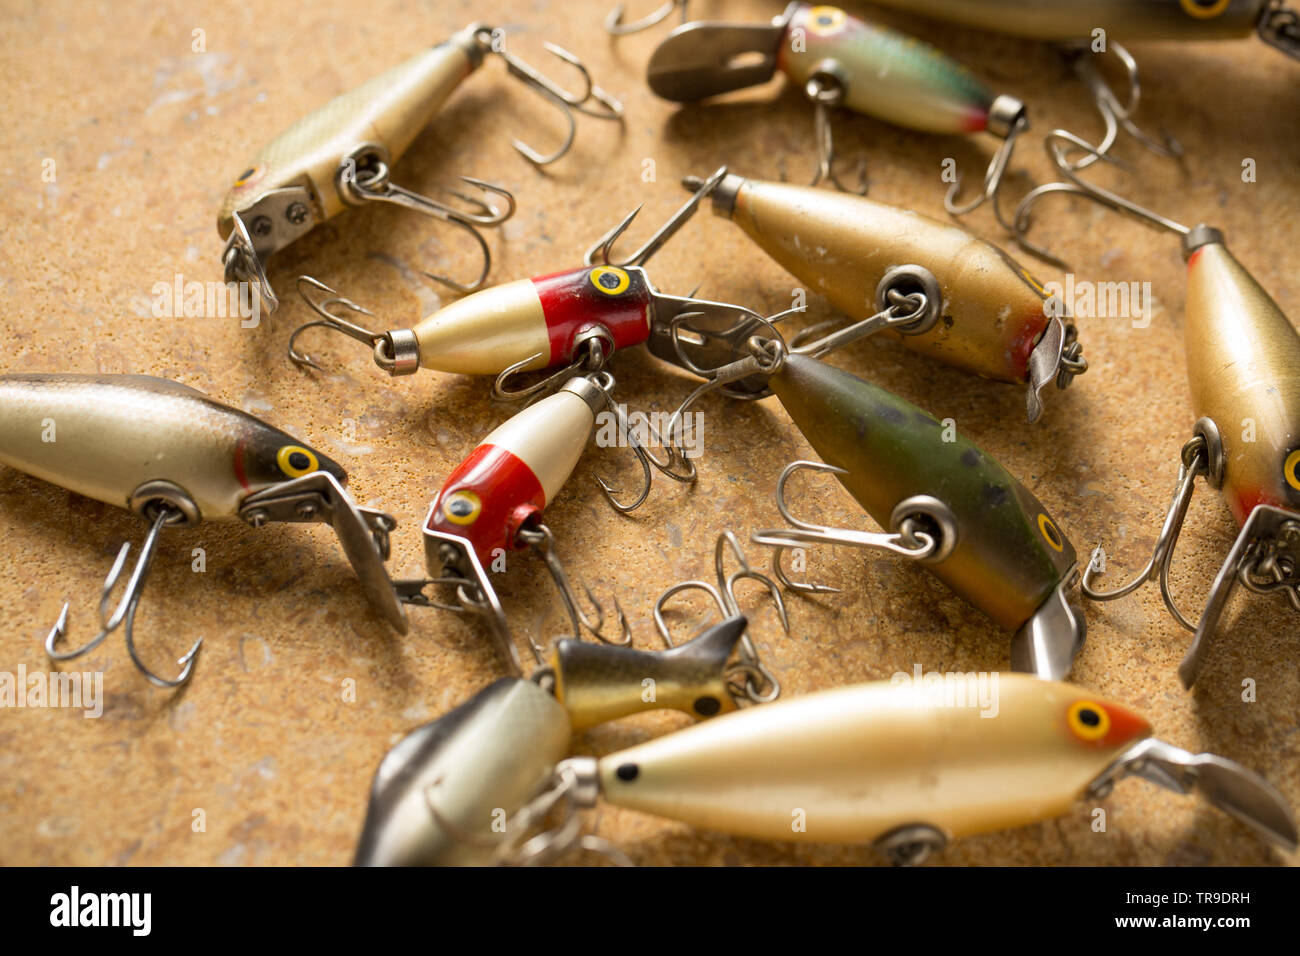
[651,316,1086,678]
[356,531,787,865]
[354,619,748,866]
[862,0,1293,161]
[399,371,675,675]
[219,22,621,311]
[862,0,1300,58]
[651,168,1085,423]
[1016,131,1300,687]
[288,168,763,401]
[0,374,407,687]
[503,674,1298,864]
[645,3,1031,216]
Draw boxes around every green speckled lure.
[646,3,1028,217]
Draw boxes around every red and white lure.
[403,373,664,673]
[288,168,765,402]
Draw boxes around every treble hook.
[605,0,690,36]
[944,97,1030,233]
[476,26,622,166]
[492,331,615,403]
[752,460,944,594]
[287,276,389,373]
[519,525,633,646]
[805,74,869,196]
[587,370,692,513]
[1080,434,1207,631]
[45,506,203,689]
[1013,129,1190,269]
[338,160,515,292]
[584,164,728,267]
[1063,41,1182,169]
[653,530,784,703]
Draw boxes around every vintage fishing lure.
[646,3,1031,215]
[219,22,622,311]
[763,356,1086,679]
[862,0,1300,57]
[504,674,1298,863]
[354,618,750,866]
[1016,132,1300,686]
[399,372,679,674]
[357,532,788,865]
[656,168,1085,422]
[0,374,408,687]
[288,168,763,401]
[649,313,1086,678]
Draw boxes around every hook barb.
[1013,129,1188,268]
[44,507,202,689]
[288,275,385,372]
[522,525,632,645]
[584,165,727,267]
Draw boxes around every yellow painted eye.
[442,489,482,526]
[1067,700,1111,741]
[589,266,631,296]
[277,445,319,477]
[806,6,847,35]
[1037,513,1065,552]
[233,165,264,188]
[1179,0,1231,19]
[1285,449,1300,492]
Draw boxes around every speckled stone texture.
[1,0,1296,866]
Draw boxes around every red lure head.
[427,444,546,567]
[531,265,654,366]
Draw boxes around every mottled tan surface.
[1,0,1297,866]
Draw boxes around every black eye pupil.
[615,763,639,782]
[598,272,620,289]
[816,14,833,25]
[239,168,256,180]
[693,696,720,716]
[1078,708,1101,727]
[449,499,473,516]
[288,452,310,470]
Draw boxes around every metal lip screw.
[244,507,269,528]
[250,215,273,238]
[285,202,308,225]
[295,500,319,520]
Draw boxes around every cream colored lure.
[529,674,1296,860]
[0,374,408,687]
[0,373,345,520]
[218,23,618,309]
